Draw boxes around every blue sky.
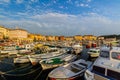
[0,0,120,36]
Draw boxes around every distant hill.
[100,34,120,39]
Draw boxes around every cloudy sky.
[0,0,120,36]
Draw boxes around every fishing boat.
[14,55,30,64]
[40,54,77,70]
[28,55,39,65]
[39,48,66,59]
[85,47,120,80]
[14,49,66,63]
[17,49,33,55]
[87,48,100,58]
[13,48,66,64]
[48,59,92,80]
[28,49,68,66]
[72,44,83,55]
[0,63,42,80]
[0,53,9,59]
[0,50,18,55]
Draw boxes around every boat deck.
[94,74,108,80]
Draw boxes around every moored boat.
[13,56,30,64]
[40,57,64,70]
[0,53,9,59]
[72,44,83,55]
[13,48,66,64]
[85,46,120,80]
[40,54,77,70]
[87,48,100,58]
[48,59,92,80]
[28,55,39,65]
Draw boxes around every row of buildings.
[0,25,103,44]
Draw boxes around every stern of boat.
[84,70,94,80]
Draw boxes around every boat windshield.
[70,66,81,73]
[69,64,84,73]
[92,65,105,74]
[112,52,120,60]
[79,63,87,67]
[100,51,109,58]
[89,50,98,53]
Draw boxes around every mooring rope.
[1,74,7,80]
[34,68,43,80]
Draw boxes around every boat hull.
[40,54,76,70]
[48,59,92,80]
[89,53,99,57]
[49,73,84,80]
[40,62,66,70]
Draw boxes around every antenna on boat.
[110,43,112,50]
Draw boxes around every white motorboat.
[72,44,83,55]
[85,47,120,80]
[87,48,100,57]
[0,53,9,58]
[38,48,66,58]
[48,59,92,80]
[40,54,77,70]
[0,50,12,54]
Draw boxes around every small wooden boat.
[28,55,39,65]
[48,59,92,80]
[0,53,9,59]
[13,48,66,64]
[13,56,30,64]
[40,58,64,70]
[40,54,77,70]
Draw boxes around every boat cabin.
[91,47,120,80]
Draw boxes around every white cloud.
[66,0,73,4]
[31,0,38,2]
[80,3,84,7]
[0,12,120,36]
[0,15,7,18]
[27,0,38,5]
[3,0,10,3]
[78,3,89,7]
[17,12,29,16]
[87,0,91,2]
[53,0,56,4]
[75,1,90,8]
[0,0,10,4]
[31,13,76,20]
[16,0,23,4]
[59,6,64,9]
